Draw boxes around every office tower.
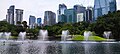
[94,0,117,21]
[64,9,76,23]
[58,14,67,23]
[58,4,67,23]
[74,5,86,13]
[6,5,15,24]
[74,5,86,22]
[6,5,24,25]
[77,13,84,22]
[44,11,56,26]
[58,4,67,15]
[29,15,36,29]
[85,7,93,22]
[15,9,23,25]
[37,18,42,26]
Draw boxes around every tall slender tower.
[58,4,67,23]
[85,7,93,22]
[44,11,56,26]
[74,5,86,22]
[15,9,23,25]
[37,18,42,26]
[64,9,76,23]
[94,0,117,21]
[6,5,15,24]
[6,5,24,25]
[29,15,36,29]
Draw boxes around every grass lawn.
[10,36,32,39]
[10,36,18,39]
[72,35,106,41]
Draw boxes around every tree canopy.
[92,11,120,40]
[1,11,120,40]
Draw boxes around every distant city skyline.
[0,0,120,23]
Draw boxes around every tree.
[0,21,8,32]
[92,11,120,40]
[22,21,28,30]
[17,21,22,25]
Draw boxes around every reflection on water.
[0,41,120,54]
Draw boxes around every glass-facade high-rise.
[6,5,24,25]
[44,11,56,26]
[58,4,67,15]
[29,15,36,29]
[37,18,42,26]
[85,7,93,22]
[64,9,76,23]
[94,0,117,21]
[58,14,67,23]
[74,5,86,13]
[15,9,23,25]
[74,5,86,22]
[58,4,67,23]
[7,5,15,24]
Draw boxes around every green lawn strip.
[72,35,106,41]
[10,36,18,39]
[88,36,106,41]
[56,35,61,37]
[10,36,33,39]
[72,35,84,41]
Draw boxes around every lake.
[0,41,120,54]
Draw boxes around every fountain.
[84,43,91,54]
[4,32,11,40]
[38,30,48,41]
[104,43,111,54]
[84,31,92,41]
[0,32,3,38]
[0,30,119,54]
[61,30,69,41]
[18,32,26,40]
[38,30,48,54]
[61,30,71,54]
[103,31,111,41]
[103,31,112,40]
[0,32,11,40]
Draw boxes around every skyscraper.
[64,9,76,23]
[58,4,67,15]
[58,4,67,23]
[37,18,42,26]
[29,15,36,29]
[94,0,117,21]
[44,11,56,26]
[6,5,15,24]
[74,5,86,13]
[6,5,24,25]
[77,13,84,22]
[58,14,67,23]
[85,7,93,22]
[74,5,86,22]
[15,9,23,25]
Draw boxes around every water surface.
[0,41,120,54]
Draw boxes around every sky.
[0,0,120,23]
